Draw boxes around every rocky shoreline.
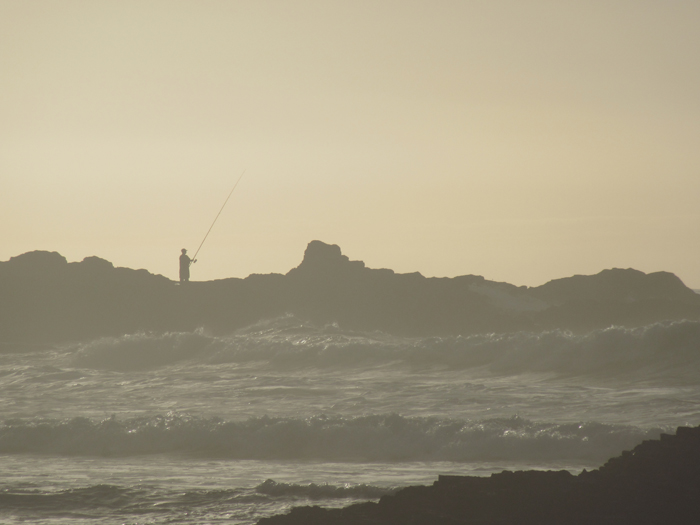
[258,425,700,524]
[2,241,699,343]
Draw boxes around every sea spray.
[67,318,700,379]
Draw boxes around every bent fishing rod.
[191,169,246,264]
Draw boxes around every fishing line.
[191,169,246,263]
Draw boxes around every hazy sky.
[2,1,699,287]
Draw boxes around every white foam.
[67,319,700,380]
[0,413,662,462]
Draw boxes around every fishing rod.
[191,169,246,264]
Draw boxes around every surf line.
[191,169,246,264]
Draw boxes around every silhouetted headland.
[2,240,699,343]
[256,424,700,525]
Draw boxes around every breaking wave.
[254,479,395,499]
[0,481,388,514]
[67,318,700,378]
[0,413,662,462]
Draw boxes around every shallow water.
[1,317,699,523]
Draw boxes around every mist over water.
[0,317,699,523]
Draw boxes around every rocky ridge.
[1,240,699,343]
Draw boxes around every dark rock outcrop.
[257,425,700,525]
[1,241,699,343]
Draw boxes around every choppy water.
[1,316,699,523]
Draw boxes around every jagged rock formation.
[1,240,699,343]
[257,425,700,525]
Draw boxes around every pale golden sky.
[2,1,699,287]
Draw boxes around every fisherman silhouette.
[179,249,195,282]
[180,171,245,284]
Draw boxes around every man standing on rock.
[179,249,195,283]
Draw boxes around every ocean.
[1,316,699,524]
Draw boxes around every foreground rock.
[1,241,699,343]
[257,425,700,525]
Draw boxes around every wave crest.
[67,318,700,378]
[0,413,662,462]
[255,479,394,499]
